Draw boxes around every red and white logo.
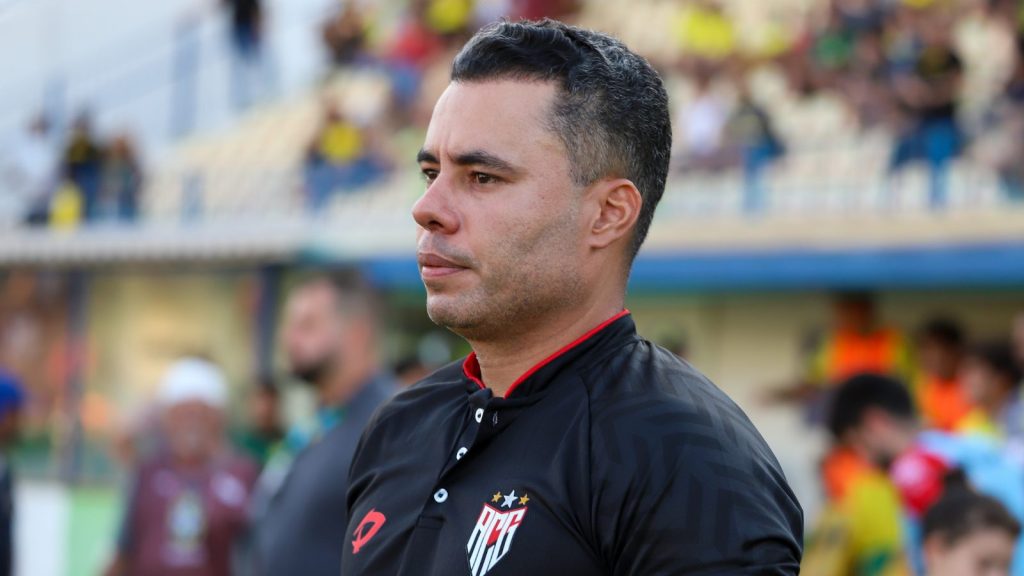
[466,490,529,576]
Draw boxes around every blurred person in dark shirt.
[322,0,369,68]
[232,377,283,469]
[248,272,394,576]
[889,10,964,209]
[725,80,785,214]
[61,112,104,222]
[222,0,266,109]
[106,358,257,576]
[98,133,143,223]
[0,371,24,576]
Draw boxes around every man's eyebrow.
[416,149,439,164]
[416,148,523,175]
[451,150,521,174]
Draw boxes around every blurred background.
[0,0,1023,574]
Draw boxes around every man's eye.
[472,172,497,185]
[421,169,438,184]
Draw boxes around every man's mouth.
[417,252,469,279]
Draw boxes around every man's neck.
[469,301,623,398]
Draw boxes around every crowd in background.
[0,112,143,229]
[769,293,1024,575]
[299,0,1024,213]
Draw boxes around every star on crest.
[501,490,518,508]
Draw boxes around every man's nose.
[412,175,459,234]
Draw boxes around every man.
[958,341,1024,442]
[250,273,394,576]
[342,20,802,575]
[923,482,1021,576]
[0,371,24,576]
[106,357,257,576]
[812,373,1024,575]
[768,292,913,423]
[915,317,972,432]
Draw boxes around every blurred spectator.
[975,35,1024,201]
[726,81,785,213]
[675,72,732,172]
[816,373,1024,575]
[48,178,85,230]
[923,478,1021,576]
[1013,312,1024,373]
[222,0,267,109]
[769,292,913,419]
[232,378,282,469]
[505,0,581,21]
[106,358,257,576]
[304,99,390,212]
[0,371,24,576]
[60,112,104,222]
[915,317,973,432]
[98,134,143,223]
[0,114,57,226]
[382,0,446,113]
[322,1,370,68]
[674,0,737,66]
[249,273,395,576]
[888,11,964,209]
[959,341,1024,441]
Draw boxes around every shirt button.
[434,488,448,503]
[474,408,484,423]
[456,447,468,460]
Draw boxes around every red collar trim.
[462,309,631,399]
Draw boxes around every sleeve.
[116,473,143,556]
[591,395,804,575]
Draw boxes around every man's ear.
[587,178,642,250]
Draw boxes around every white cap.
[157,358,228,410]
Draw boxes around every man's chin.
[425,296,476,332]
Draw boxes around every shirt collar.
[462,309,636,400]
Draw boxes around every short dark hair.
[919,317,965,349]
[967,340,1023,389]
[827,373,915,440]
[451,19,672,259]
[291,268,380,323]
[924,483,1021,546]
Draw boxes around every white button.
[434,489,448,503]
[474,409,484,423]
[456,447,468,460]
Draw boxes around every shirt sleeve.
[591,392,804,575]
[116,473,143,555]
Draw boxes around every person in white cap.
[105,357,258,576]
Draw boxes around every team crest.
[466,489,529,576]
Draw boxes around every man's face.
[926,529,1017,576]
[850,409,911,469]
[163,401,221,463]
[834,299,875,333]
[413,80,590,340]
[282,283,342,384]
[918,337,959,380]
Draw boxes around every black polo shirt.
[342,311,803,575]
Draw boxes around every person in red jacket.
[106,358,257,576]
